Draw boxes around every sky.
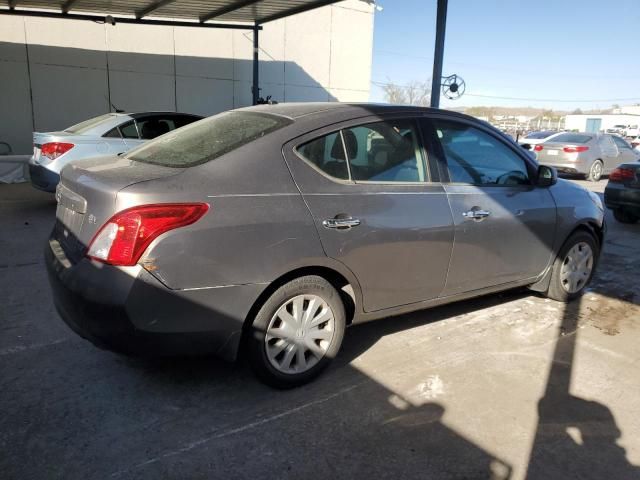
[369,0,640,111]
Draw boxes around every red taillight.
[563,146,589,153]
[87,203,209,266]
[609,167,636,183]
[40,142,74,160]
[534,145,544,152]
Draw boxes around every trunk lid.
[54,155,183,260]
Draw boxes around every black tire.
[247,275,346,389]
[546,231,599,302]
[586,160,603,182]
[613,208,639,224]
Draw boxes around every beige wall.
[0,0,374,154]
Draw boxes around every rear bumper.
[538,159,588,175]
[29,163,59,192]
[604,183,640,212]
[45,236,267,361]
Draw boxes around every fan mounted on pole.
[441,74,466,100]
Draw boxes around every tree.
[382,80,431,107]
[571,108,583,114]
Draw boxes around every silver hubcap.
[591,162,602,179]
[560,242,594,293]
[265,295,335,374]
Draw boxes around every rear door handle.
[322,217,361,229]
[462,209,491,220]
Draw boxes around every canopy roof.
[2,0,341,26]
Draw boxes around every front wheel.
[247,276,346,389]
[546,231,599,302]
[586,160,603,182]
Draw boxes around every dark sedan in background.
[46,103,605,388]
[605,163,640,223]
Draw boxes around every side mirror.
[521,143,532,151]
[536,164,557,187]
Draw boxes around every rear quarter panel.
[117,135,327,290]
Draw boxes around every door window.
[612,135,632,150]
[342,120,426,182]
[434,120,530,186]
[296,119,426,183]
[119,121,139,139]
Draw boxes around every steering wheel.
[496,170,527,185]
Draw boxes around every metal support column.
[252,22,260,105]
[430,0,448,108]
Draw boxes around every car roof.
[240,102,452,120]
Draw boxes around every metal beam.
[252,22,260,105]
[136,0,176,19]
[0,8,261,29]
[62,0,79,14]
[200,0,261,23]
[258,0,337,23]
[430,0,448,108]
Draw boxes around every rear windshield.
[525,131,554,139]
[65,114,118,134]
[127,112,292,167]
[548,133,592,144]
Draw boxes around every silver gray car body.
[29,112,202,192]
[536,132,639,179]
[46,103,605,362]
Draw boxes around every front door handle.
[462,209,491,220]
[322,217,361,230]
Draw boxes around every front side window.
[434,120,530,186]
[127,112,291,167]
[296,119,426,183]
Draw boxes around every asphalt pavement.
[1,179,638,480]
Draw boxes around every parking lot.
[0,179,638,479]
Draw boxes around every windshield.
[65,114,118,134]
[548,133,592,144]
[127,111,292,167]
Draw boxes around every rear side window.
[550,133,592,144]
[612,136,631,149]
[296,119,426,183]
[127,112,291,167]
[119,121,139,139]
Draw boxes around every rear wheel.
[586,160,603,182]
[247,276,346,389]
[546,231,599,302]
[613,208,639,224]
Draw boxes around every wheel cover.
[264,294,335,374]
[591,162,602,179]
[560,242,594,293]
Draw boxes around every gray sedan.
[46,103,605,388]
[29,111,202,192]
[535,132,638,181]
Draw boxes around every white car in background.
[29,112,203,192]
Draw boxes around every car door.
[598,135,620,173]
[611,135,638,165]
[282,116,454,313]
[424,116,557,296]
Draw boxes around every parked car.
[604,163,640,223]
[29,112,203,192]
[46,103,605,388]
[629,136,640,149]
[624,124,639,138]
[535,132,638,181]
[606,125,627,136]
[517,130,560,148]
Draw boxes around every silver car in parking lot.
[535,132,638,181]
[29,111,202,192]
[46,103,605,388]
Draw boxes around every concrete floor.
[1,180,638,480]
